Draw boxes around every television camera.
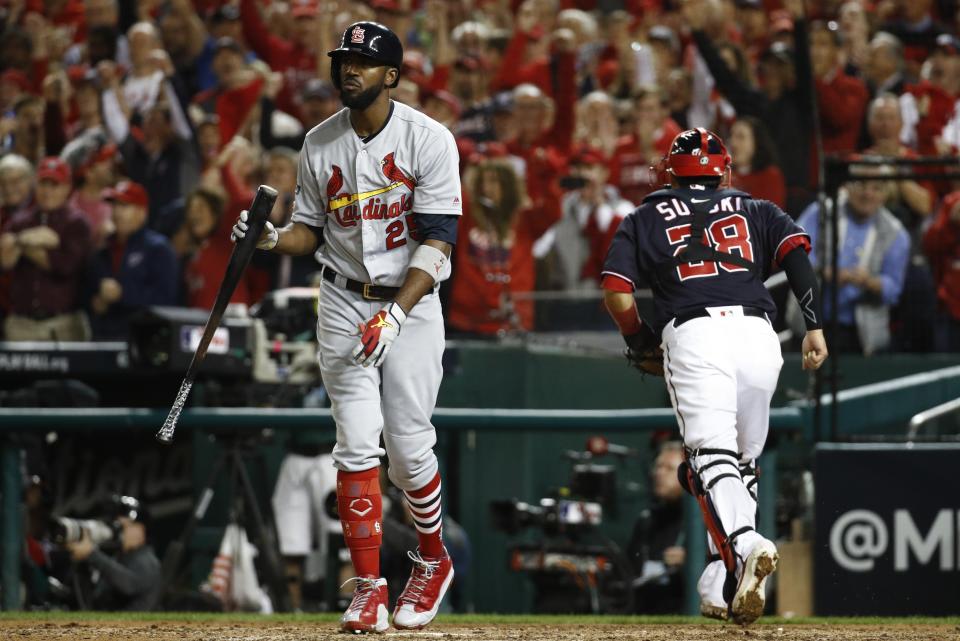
[489,436,639,614]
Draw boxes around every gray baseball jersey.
[292,100,462,286]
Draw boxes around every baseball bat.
[155,184,279,445]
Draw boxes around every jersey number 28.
[665,213,754,281]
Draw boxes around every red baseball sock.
[403,472,444,558]
[337,468,382,577]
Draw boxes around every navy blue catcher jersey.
[601,187,810,333]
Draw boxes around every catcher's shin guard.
[740,459,759,520]
[679,448,755,604]
[739,460,759,501]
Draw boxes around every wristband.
[387,301,407,327]
[408,243,448,283]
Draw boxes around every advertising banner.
[814,444,960,615]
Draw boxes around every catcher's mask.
[655,127,732,188]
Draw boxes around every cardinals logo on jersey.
[327,165,345,199]
[325,154,417,228]
[380,152,417,191]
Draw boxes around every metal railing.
[906,397,960,442]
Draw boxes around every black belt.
[673,306,767,327]
[322,267,399,302]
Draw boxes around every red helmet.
[662,127,731,183]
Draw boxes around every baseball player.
[232,22,459,633]
[601,129,828,625]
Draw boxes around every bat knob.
[155,431,174,445]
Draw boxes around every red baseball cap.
[92,143,118,165]
[103,180,149,207]
[370,0,406,12]
[570,146,607,167]
[36,157,72,184]
[422,89,463,118]
[1,69,31,92]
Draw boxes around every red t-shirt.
[448,194,561,335]
[609,120,682,205]
[923,192,960,320]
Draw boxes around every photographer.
[626,442,686,614]
[64,496,162,611]
[537,146,635,292]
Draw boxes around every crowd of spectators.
[0,0,959,351]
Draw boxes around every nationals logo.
[326,153,418,228]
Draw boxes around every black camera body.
[488,439,636,614]
[558,175,589,190]
[490,497,603,536]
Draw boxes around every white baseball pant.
[316,277,444,492]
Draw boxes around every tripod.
[159,430,291,612]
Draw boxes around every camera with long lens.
[50,495,146,551]
[488,436,638,614]
[50,517,121,547]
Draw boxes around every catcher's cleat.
[392,549,454,630]
[731,539,778,626]
[340,576,389,634]
[698,559,729,621]
[700,602,729,621]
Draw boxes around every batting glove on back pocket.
[352,302,407,367]
[231,209,279,250]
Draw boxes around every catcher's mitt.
[624,324,664,377]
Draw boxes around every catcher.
[601,128,827,624]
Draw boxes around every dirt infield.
[1,619,958,641]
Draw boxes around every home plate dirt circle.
[1,620,958,641]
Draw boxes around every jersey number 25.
[665,213,754,281]
[385,214,421,250]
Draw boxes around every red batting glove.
[352,302,407,367]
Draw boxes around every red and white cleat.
[392,549,454,630]
[340,576,389,634]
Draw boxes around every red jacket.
[923,192,960,320]
[810,69,868,186]
[492,29,548,94]
[239,0,316,118]
[184,235,255,310]
[183,164,270,310]
[817,71,868,151]
[904,81,956,156]
[609,120,681,206]
[732,165,787,209]
[193,76,265,146]
[448,191,561,335]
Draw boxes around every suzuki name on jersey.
[655,196,744,222]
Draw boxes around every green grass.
[1,612,959,626]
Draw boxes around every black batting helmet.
[328,21,403,90]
